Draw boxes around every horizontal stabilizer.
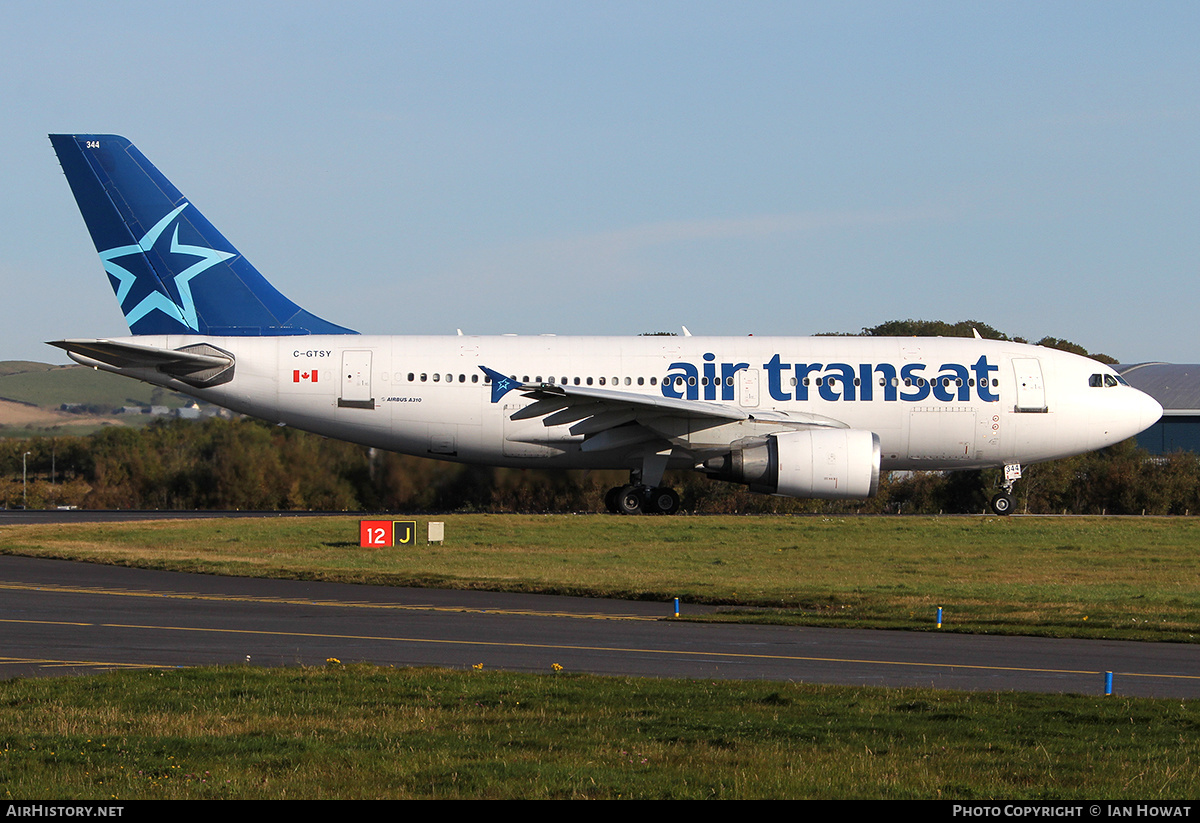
[49,338,235,387]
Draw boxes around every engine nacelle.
[703,429,881,499]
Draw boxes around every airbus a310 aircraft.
[47,134,1162,515]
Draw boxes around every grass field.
[0,664,1196,799]
[1,513,1197,641]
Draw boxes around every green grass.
[2,514,1198,641]
[0,664,1196,799]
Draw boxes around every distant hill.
[0,361,57,378]
[0,360,201,436]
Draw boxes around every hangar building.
[1116,363,1200,454]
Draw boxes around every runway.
[1,555,1197,697]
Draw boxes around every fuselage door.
[338,350,374,409]
[1012,358,1047,413]
[739,369,760,407]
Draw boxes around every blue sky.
[2,1,1196,363]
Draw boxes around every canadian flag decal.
[293,370,318,383]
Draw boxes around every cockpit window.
[1090,373,1123,388]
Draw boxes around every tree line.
[2,417,1196,515]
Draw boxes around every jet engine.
[702,429,881,499]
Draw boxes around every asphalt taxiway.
[1,555,1197,697]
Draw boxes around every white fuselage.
[87,334,1163,476]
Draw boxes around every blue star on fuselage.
[98,203,235,332]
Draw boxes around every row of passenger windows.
[407,373,482,383]
[406,373,660,386]
[402,372,1002,389]
[783,376,999,388]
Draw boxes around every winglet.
[480,366,521,403]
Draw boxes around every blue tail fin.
[50,134,356,336]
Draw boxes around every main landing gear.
[989,463,1021,515]
[603,450,681,515]
[604,484,681,515]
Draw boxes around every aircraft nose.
[1089,386,1162,450]
[1137,389,1164,432]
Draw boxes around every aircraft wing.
[49,338,235,387]
[480,366,846,453]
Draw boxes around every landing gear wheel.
[645,487,680,515]
[616,485,644,515]
[990,493,1015,515]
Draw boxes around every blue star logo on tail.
[98,203,235,332]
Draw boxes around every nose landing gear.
[989,463,1021,515]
